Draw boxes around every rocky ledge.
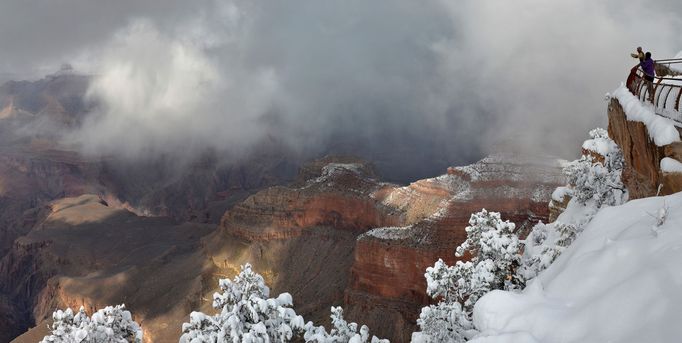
[607,98,682,198]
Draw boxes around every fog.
[1,0,682,180]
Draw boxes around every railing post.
[662,85,673,109]
[654,78,664,106]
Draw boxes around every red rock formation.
[203,161,405,327]
[217,162,404,241]
[607,98,682,198]
[345,154,564,341]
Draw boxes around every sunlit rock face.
[202,157,403,330]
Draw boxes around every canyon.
[1,73,566,342]
[1,152,565,342]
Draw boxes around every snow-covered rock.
[609,84,680,147]
[551,186,570,203]
[661,157,682,173]
[471,191,682,343]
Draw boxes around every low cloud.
[3,0,682,180]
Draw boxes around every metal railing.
[626,58,682,123]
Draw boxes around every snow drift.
[471,191,682,343]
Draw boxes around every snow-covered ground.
[471,191,682,343]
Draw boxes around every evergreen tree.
[413,210,523,342]
[182,263,386,343]
[40,305,142,343]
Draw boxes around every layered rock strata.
[345,154,563,341]
[206,155,563,342]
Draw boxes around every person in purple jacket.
[641,52,656,102]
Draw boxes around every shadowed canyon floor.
[4,195,214,342]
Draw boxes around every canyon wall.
[345,155,563,341]
[6,154,563,343]
[205,155,563,342]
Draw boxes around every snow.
[551,186,570,202]
[581,135,618,157]
[451,153,564,185]
[609,84,680,146]
[181,264,308,342]
[471,192,682,343]
[321,163,364,176]
[660,157,682,173]
[362,226,413,240]
[41,305,143,343]
[182,264,387,342]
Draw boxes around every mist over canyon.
[3,0,682,172]
[2,1,682,342]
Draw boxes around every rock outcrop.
[607,98,682,198]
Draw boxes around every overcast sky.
[1,0,681,179]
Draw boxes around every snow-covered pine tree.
[455,209,524,296]
[40,305,142,343]
[181,263,386,343]
[180,263,306,342]
[564,128,627,208]
[304,307,388,343]
[413,210,522,342]
[412,301,473,343]
[519,128,627,281]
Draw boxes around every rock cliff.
[607,98,682,198]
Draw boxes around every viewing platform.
[626,58,682,125]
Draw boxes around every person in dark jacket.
[640,52,656,102]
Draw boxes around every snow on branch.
[413,209,523,342]
[40,305,142,343]
[181,263,386,343]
